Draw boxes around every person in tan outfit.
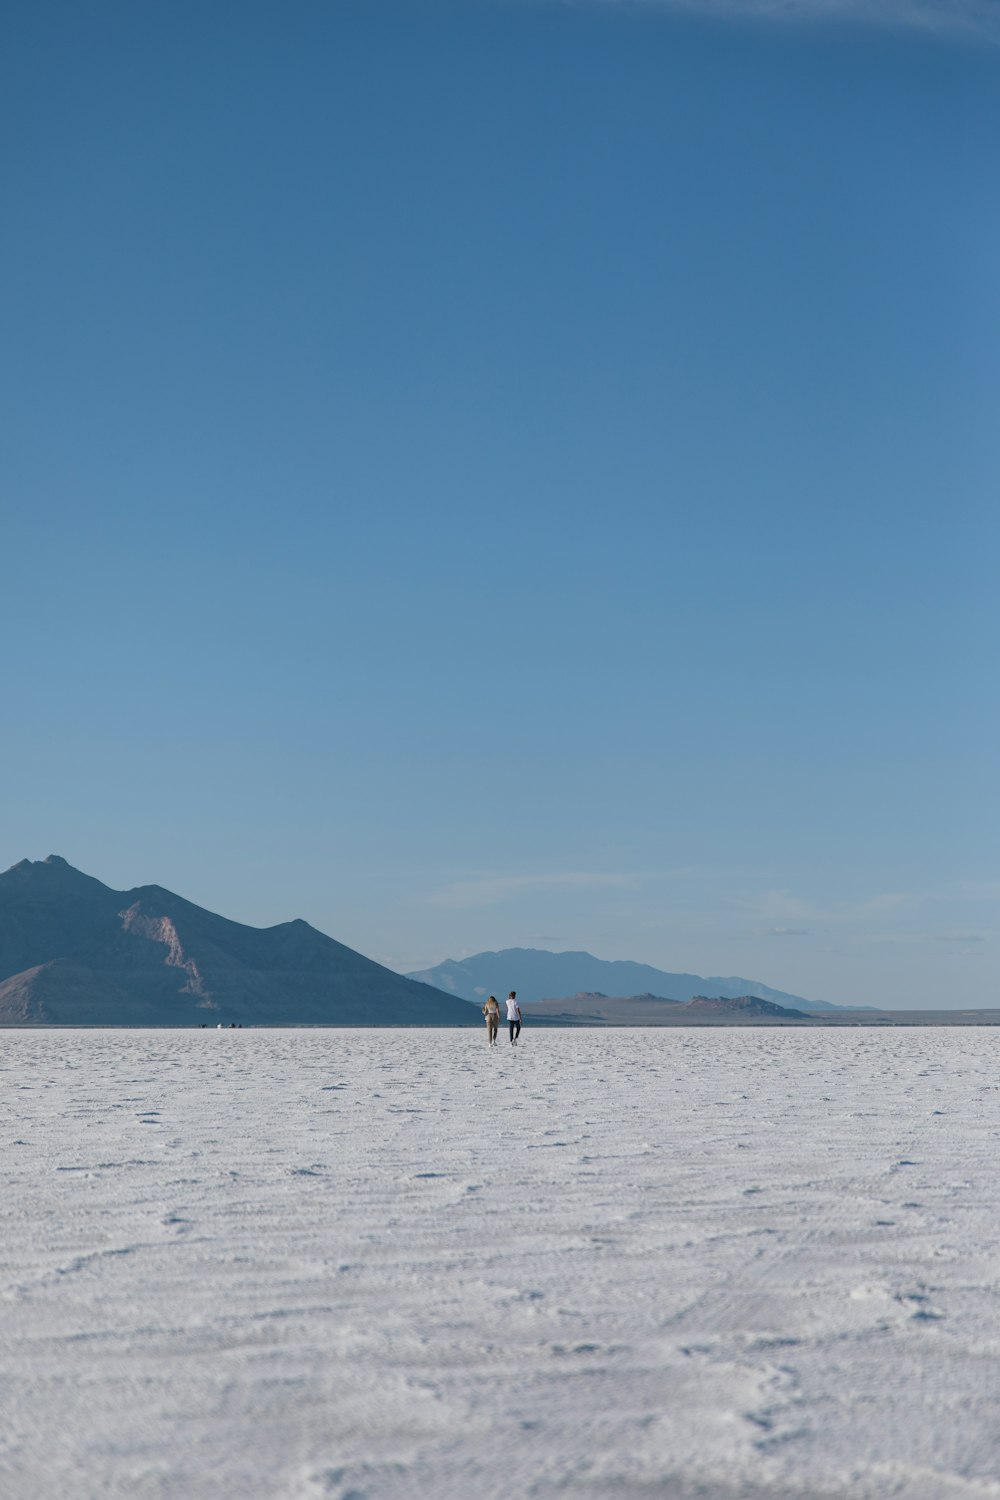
[482,994,500,1046]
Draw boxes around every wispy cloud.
[744,889,911,926]
[935,932,986,943]
[584,0,1000,43]
[426,871,645,909]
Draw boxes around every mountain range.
[0,856,471,1026]
[406,948,851,1012]
[0,858,864,1028]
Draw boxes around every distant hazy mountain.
[524,991,811,1024]
[406,948,846,1011]
[0,856,472,1026]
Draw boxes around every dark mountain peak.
[2,855,111,894]
[129,883,185,904]
[124,884,234,929]
[6,854,90,879]
[6,854,75,873]
[0,858,471,1026]
[4,852,73,876]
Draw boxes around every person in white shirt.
[506,991,521,1045]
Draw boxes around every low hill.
[524,991,811,1025]
[407,948,846,1011]
[684,994,809,1019]
[0,856,473,1027]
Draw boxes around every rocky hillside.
[0,856,473,1027]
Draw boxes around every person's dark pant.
[509,1019,521,1042]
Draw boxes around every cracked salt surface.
[2,1029,1000,1500]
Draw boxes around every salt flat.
[2,1028,1000,1500]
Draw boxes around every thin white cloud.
[745,889,911,926]
[935,932,986,943]
[764,926,811,936]
[584,0,1000,42]
[426,871,645,909]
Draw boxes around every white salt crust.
[2,1027,999,1500]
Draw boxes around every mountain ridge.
[0,857,472,1026]
[407,947,854,1012]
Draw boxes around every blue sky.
[2,0,997,1006]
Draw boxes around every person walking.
[506,991,521,1045]
[483,994,500,1046]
